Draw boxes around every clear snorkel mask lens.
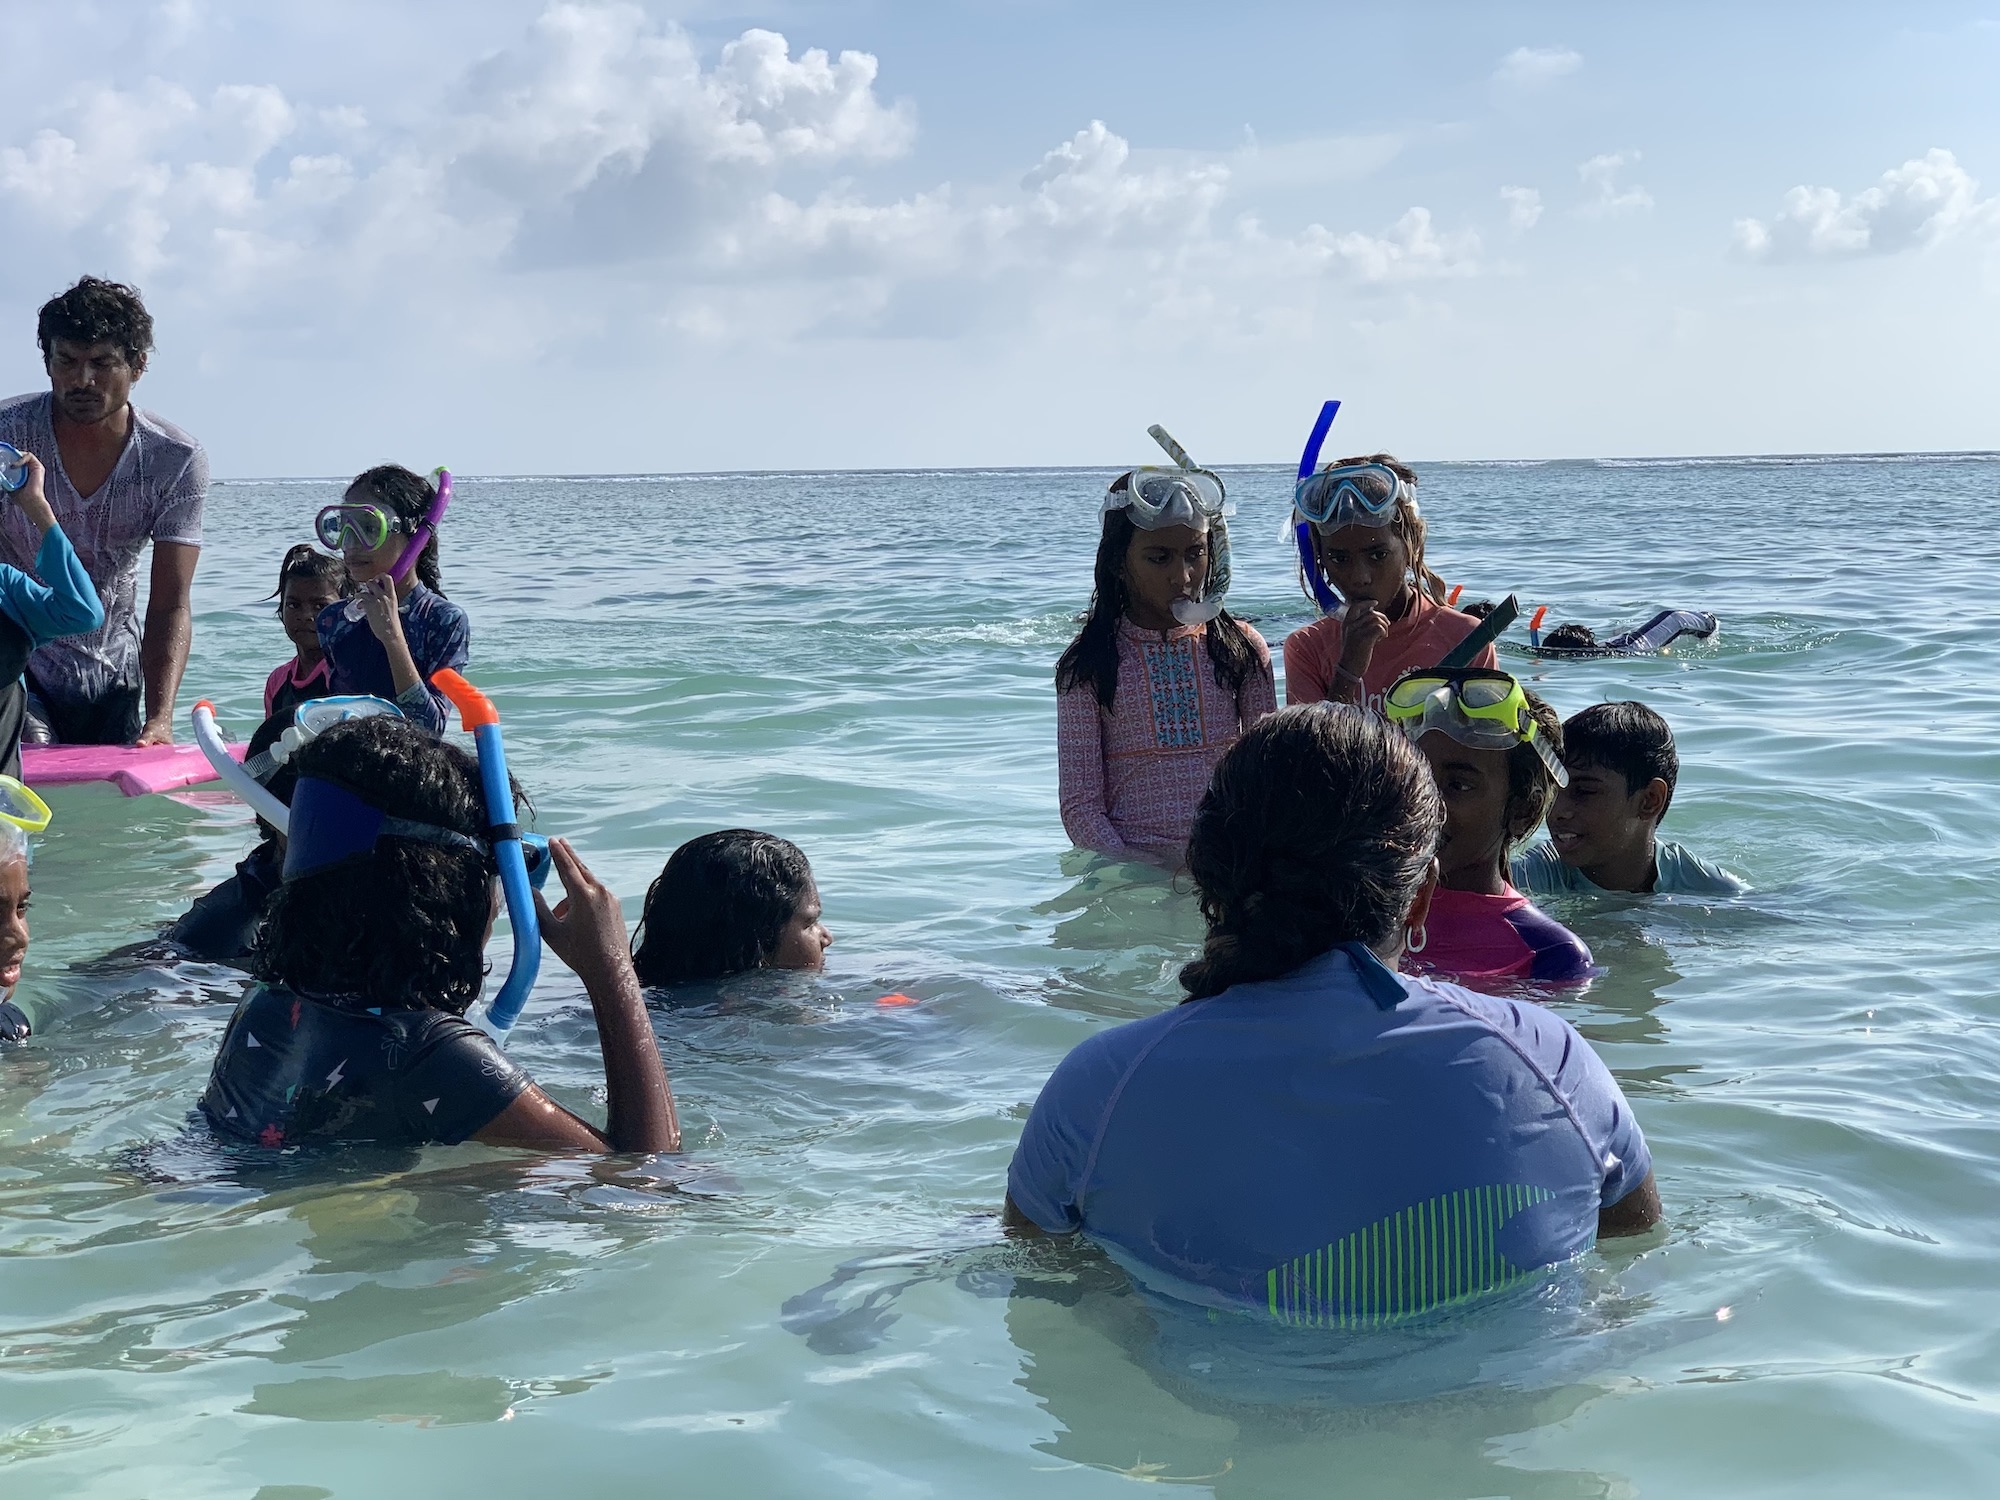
[1295,462,1407,531]
[1116,467,1227,531]
[1384,669,1568,787]
[313,503,401,555]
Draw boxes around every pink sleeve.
[1057,683,1129,859]
[1238,627,1277,727]
[264,660,290,717]
[1283,620,1338,706]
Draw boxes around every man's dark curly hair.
[256,714,512,1012]
[1179,704,1442,1001]
[37,277,155,369]
[631,829,814,986]
[346,464,445,593]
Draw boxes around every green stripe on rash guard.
[1264,1184,1559,1328]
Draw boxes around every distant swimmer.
[1005,705,1661,1319]
[198,713,677,1153]
[0,278,207,749]
[313,465,467,734]
[1384,667,1593,986]
[1055,430,1274,868]
[632,830,833,988]
[1513,701,1747,897]
[1461,599,1718,659]
[0,450,107,776]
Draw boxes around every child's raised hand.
[355,575,405,644]
[1339,596,1392,672]
[532,838,635,991]
[7,453,58,536]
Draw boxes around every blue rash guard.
[0,525,106,649]
[316,584,469,734]
[1008,947,1650,1321]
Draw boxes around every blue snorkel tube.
[431,668,541,1037]
[1294,399,1343,615]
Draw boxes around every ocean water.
[4,455,1999,1496]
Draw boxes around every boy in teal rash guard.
[0,452,107,777]
[1514,701,1745,897]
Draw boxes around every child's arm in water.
[471,839,679,1154]
[1056,684,1131,860]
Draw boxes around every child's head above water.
[338,464,445,594]
[1302,453,1447,616]
[631,830,832,986]
[1054,474,1260,712]
[1547,702,1678,879]
[1413,682,1564,889]
[268,544,350,659]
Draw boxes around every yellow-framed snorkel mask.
[0,775,51,834]
[1384,668,1567,787]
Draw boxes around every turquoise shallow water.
[4,455,1999,1495]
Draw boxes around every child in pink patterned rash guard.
[1055,467,1275,868]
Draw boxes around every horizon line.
[209,446,2000,483]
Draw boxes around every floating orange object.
[1529,605,1549,632]
[875,992,919,1007]
[1447,584,1463,605]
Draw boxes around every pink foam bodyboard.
[22,742,246,797]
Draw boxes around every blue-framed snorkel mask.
[280,777,552,887]
[1296,463,1409,531]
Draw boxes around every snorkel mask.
[1103,426,1234,626]
[191,694,552,888]
[0,775,51,834]
[1383,667,1568,787]
[431,669,542,1038]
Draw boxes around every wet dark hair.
[631,830,815,986]
[1504,690,1565,848]
[1542,622,1598,651]
[38,277,155,369]
[256,715,505,1012]
[1055,495,1259,712]
[1179,705,1442,1001]
[346,464,444,593]
[1562,701,1679,820]
[267,543,352,612]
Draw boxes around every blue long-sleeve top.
[0,524,107,647]
[316,584,470,734]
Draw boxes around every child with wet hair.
[316,464,468,733]
[631,830,833,988]
[1515,701,1747,896]
[1284,454,1492,714]
[1409,684,1594,985]
[263,544,350,720]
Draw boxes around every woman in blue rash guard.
[1005,704,1661,1321]
[198,714,677,1154]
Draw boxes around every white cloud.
[0,3,1477,354]
[1493,46,1583,90]
[1499,185,1542,230]
[1733,148,1995,260]
[1578,151,1653,215]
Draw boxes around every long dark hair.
[1179,705,1442,1001]
[256,715,503,1012]
[1055,497,1259,712]
[347,464,445,594]
[631,830,815,986]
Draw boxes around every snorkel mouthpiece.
[430,668,541,1037]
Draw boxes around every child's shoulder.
[1656,843,1749,896]
[1281,611,1341,658]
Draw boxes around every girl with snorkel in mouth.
[1283,446,1493,715]
[313,465,468,734]
[1056,430,1276,868]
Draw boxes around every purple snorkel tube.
[1294,400,1343,615]
[397,467,451,584]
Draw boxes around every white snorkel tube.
[1143,424,1233,627]
[192,701,291,830]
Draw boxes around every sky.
[3,0,1999,474]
